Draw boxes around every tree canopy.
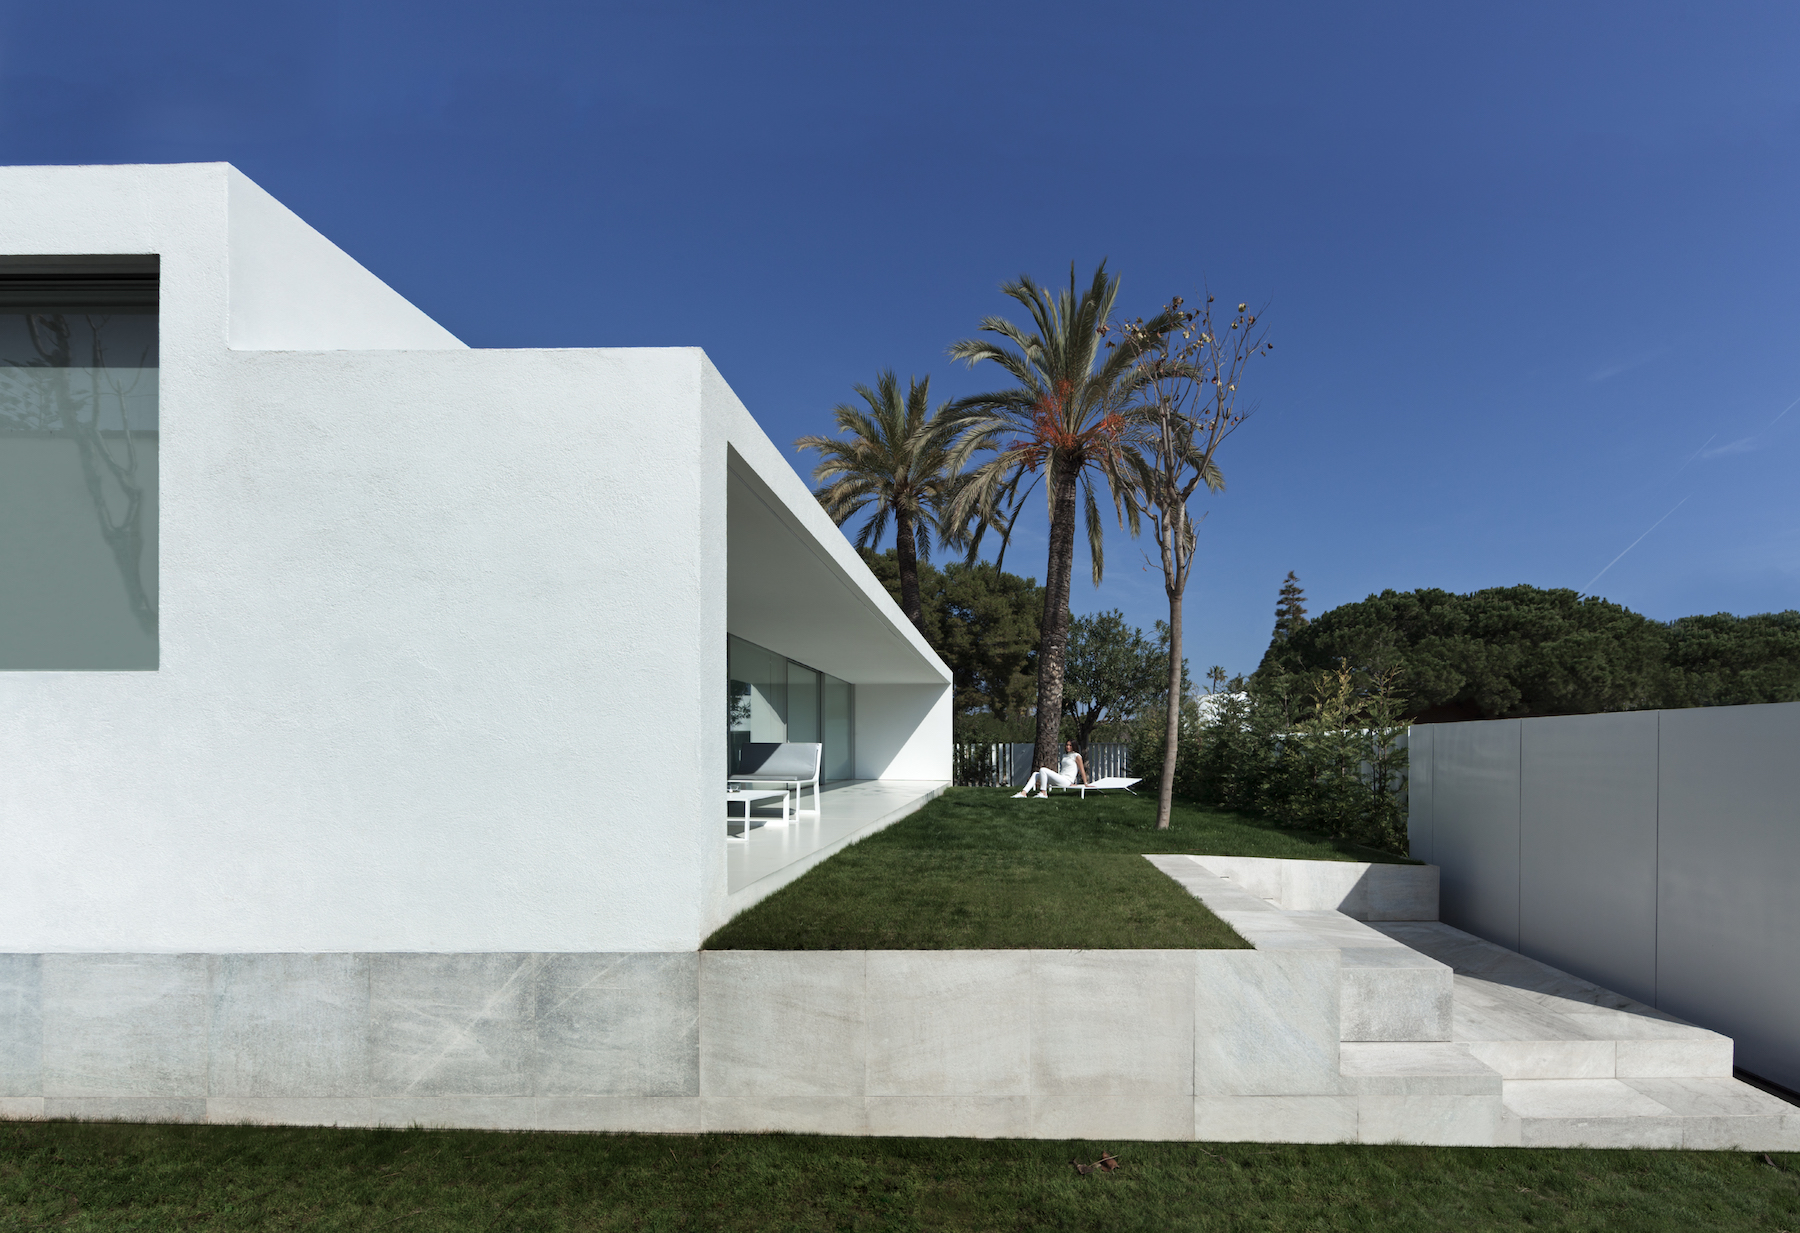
[858,548,1042,733]
[1061,610,1170,750]
[1253,584,1800,721]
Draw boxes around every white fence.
[954,742,1129,787]
[1410,701,1800,1092]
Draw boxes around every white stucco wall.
[0,162,950,954]
[1,347,714,952]
[226,169,465,351]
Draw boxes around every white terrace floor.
[725,778,948,904]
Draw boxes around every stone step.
[1370,921,1736,1078]
[1155,853,1796,1148]
[1339,1042,1502,1096]
[1502,1077,1800,1150]
[1149,858,1454,1043]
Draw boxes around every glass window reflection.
[727,634,854,781]
[0,257,159,670]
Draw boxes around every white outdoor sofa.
[729,741,823,818]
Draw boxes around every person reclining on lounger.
[1012,740,1089,798]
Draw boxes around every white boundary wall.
[1408,702,1800,1092]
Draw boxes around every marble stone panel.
[367,953,537,1098]
[1613,1037,1733,1078]
[41,954,212,1098]
[1503,1077,1671,1119]
[44,1096,207,1122]
[1339,951,1453,1042]
[1362,865,1440,922]
[1464,1040,1615,1079]
[0,1097,45,1119]
[1278,860,1380,915]
[701,1095,871,1135]
[1187,856,1284,901]
[1620,1076,1795,1118]
[865,1096,1032,1138]
[698,952,866,1098]
[205,1097,375,1126]
[1496,1111,1524,1146]
[865,951,1030,1097]
[1337,1043,1502,1097]
[1358,1095,1499,1145]
[1031,1094,1194,1141]
[1193,950,1338,1097]
[1505,1076,1692,1149]
[1193,1095,1358,1144]
[0,954,42,1096]
[1681,1115,1800,1152]
[537,1096,703,1133]
[366,1095,537,1130]
[1516,1115,1684,1149]
[208,953,371,1098]
[1029,952,1193,1097]
[532,952,698,1097]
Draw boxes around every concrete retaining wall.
[1409,702,1800,1092]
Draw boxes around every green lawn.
[4,1121,1796,1231]
[705,787,1408,950]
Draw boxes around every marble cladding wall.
[0,947,1355,1139]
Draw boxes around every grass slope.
[705,788,1408,950]
[5,1122,1796,1232]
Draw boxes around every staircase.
[1150,854,1800,1149]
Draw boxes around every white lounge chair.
[1049,776,1142,799]
[730,741,823,817]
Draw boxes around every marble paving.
[725,779,947,896]
[1153,854,1800,1149]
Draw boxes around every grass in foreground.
[4,1121,1797,1232]
[706,788,1405,950]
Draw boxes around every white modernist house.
[0,163,953,1127]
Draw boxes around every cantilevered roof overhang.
[724,448,948,686]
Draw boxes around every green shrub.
[1148,666,1412,856]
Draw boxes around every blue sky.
[6,1,1796,677]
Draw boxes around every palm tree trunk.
[894,508,925,631]
[1157,585,1183,830]
[1032,470,1079,776]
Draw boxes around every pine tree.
[1273,571,1309,642]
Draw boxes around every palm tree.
[946,263,1173,777]
[796,370,964,632]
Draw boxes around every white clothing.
[1028,768,1073,791]
[1059,752,1080,779]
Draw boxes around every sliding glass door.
[728,634,854,781]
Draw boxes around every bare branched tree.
[1120,295,1272,829]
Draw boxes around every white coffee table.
[725,788,790,841]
